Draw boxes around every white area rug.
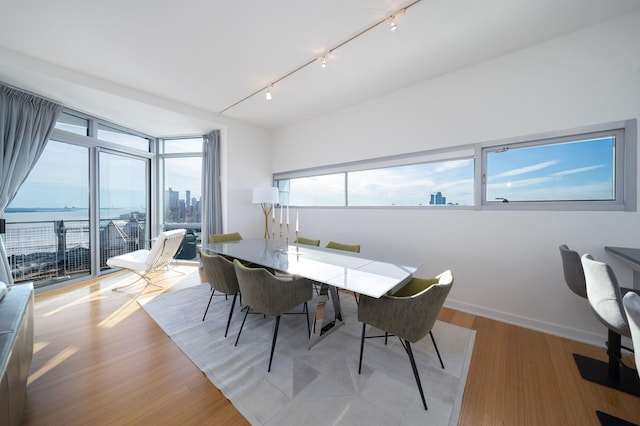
[139,284,475,425]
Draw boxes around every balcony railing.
[2,219,200,288]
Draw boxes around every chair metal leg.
[429,331,445,369]
[358,322,366,374]
[402,339,428,410]
[224,294,238,337]
[234,305,250,347]
[202,289,216,321]
[304,302,310,338]
[268,316,281,372]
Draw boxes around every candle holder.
[271,216,276,240]
[286,223,290,247]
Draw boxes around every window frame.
[479,120,636,211]
[273,120,636,212]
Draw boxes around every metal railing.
[2,219,201,288]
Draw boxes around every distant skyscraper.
[430,191,446,205]
[186,190,191,208]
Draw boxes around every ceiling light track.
[218,0,422,115]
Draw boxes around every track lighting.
[388,16,397,31]
[218,0,422,114]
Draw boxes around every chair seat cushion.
[106,249,151,271]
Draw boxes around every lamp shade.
[252,187,279,204]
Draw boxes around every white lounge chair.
[107,228,186,290]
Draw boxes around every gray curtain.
[201,129,222,244]
[0,83,63,285]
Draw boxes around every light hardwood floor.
[22,265,640,425]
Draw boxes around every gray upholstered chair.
[559,244,638,299]
[581,254,640,396]
[295,236,320,246]
[623,292,640,379]
[358,270,453,410]
[233,260,313,372]
[559,244,588,298]
[200,249,241,337]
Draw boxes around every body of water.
[4,208,142,223]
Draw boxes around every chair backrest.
[145,229,186,270]
[622,292,640,378]
[405,270,454,342]
[581,254,630,337]
[199,250,239,295]
[210,232,243,244]
[295,236,320,247]
[559,244,587,298]
[359,270,453,343]
[325,241,360,253]
[233,260,312,317]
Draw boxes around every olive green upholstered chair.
[233,260,313,372]
[325,240,360,253]
[295,236,320,247]
[199,249,241,337]
[358,269,453,411]
[209,232,243,244]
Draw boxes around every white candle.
[296,210,299,232]
[272,204,275,219]
[279,206,282,224]
[286,205,289,225]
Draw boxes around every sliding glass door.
[99,151,149,270]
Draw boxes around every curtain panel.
[0,83,63,285]
[201,129,222,245]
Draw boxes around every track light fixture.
[218,0,422,114]
[388,16,397,31]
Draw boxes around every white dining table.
[201,239,420,348]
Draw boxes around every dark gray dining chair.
[233,260,313,372]
[581,254,640,396]
[358,269,453,410]
[200,249,241,337]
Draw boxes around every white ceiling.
[0,0,639,136]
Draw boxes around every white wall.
[220,121,273,239]
[270,11,640,345]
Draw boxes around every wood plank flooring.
[22,265,640,425]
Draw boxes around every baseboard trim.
[444,299,607,347]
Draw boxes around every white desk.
[202,239,420,347]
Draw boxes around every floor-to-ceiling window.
[4,140,91,286]
[4,110,155,288]
[161,137,203,260]
[98,151,149,270]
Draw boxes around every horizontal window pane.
[486,137,615,202]
[55,112,88,136]
[348,159,474,206]
[164,137,203,153]
[97,124,150,151]
[278,173,345,206]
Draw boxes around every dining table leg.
[308,283,344,348]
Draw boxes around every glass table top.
[201,239,420,298]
